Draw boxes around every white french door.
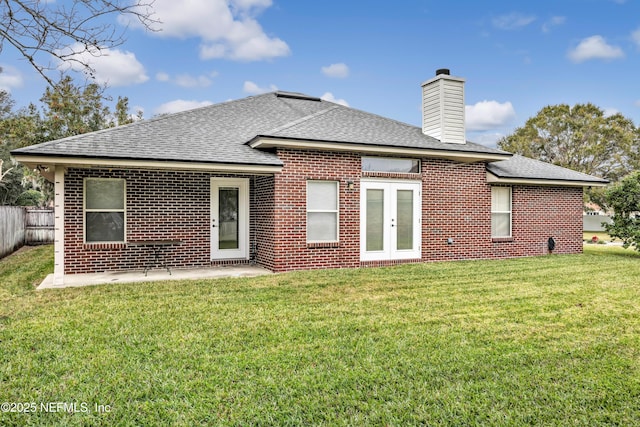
[360,180,422,261]
[211,178,249,260]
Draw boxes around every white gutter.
[249,137,510,163]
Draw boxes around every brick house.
[12,70,607,286]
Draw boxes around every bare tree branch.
[0,0,159,85]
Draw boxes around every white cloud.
[492,13,536,30]
[465,100,516,131]
[243,80,277,94]
[156,71,218,88]
[56,43,148,86]
[567,35,624,63]
[632,28,640,49]
[175,73,214,88]
[154,99,213,115]
[156,72,170,82]
[467,131,505,148]
[542,16,565,33]
[320,92,349,107]
[603,107,619,117]
[125,0,290,61]
[321,63,349,78]
[634,99,640,107]
[0,65,24,91]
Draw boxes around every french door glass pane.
[366,189,384,251]
[219,188,239,249]
[396,189,413,250]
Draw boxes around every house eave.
[249,136,511,163]
[486,171,608,188]
[12,154,282,179]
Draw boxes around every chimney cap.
[436,68,450,76]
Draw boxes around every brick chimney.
[421,68,466,145]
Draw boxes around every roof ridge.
[263,104,341,135]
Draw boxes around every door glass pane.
[396,189,414,250]
[219,188,239,249]
[366,189,384,251]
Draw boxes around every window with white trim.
[491,186,511,238]
[84,178,126,243]
[362,157,420,173]
[306,180,339,242]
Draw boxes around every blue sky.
[1,0,640,146]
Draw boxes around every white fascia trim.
[486,172,608,188]
[249,137,510,163]
[12,155,282,174]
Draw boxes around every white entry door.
[360,180,421,261]
[211,178,249,260]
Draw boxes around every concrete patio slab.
[37,265,273,290]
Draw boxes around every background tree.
[41,75,111,139]
[1,78,139,205]
[0,0,157,85]
[498,103,639,206]
[604,171,640,251]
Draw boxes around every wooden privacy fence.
[0,206,54,258]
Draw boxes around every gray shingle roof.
[260,100,509,156]
[11,91,607,185]
[12,92,507,165]
[487,154,609,184]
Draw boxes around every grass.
[2,245,640,426]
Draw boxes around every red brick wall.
[271,150,361,271]
[64,169,259,274]
[507,185,584,256]
[270,150,584,271]
[254,175,276,270]
[63,154,584,275]
[421,160,493,261]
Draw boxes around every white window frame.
[83,178,127,243]
[306,180,339,243]
[491,186,512,238]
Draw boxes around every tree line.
[0,77,140,205]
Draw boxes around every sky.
[1,0,640,147]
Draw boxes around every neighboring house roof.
[11,91,607,186]
[487,154,609,187]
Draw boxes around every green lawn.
[2,245,640,426]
